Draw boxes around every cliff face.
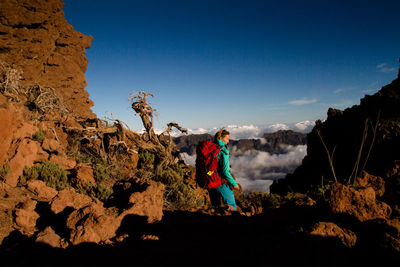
[0,0,95,118]
[271,66,400,194]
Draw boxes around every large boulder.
[26,180,58,200]
[14,199,40,236]
[35,226,67,248]
[328,183,391,222]
[50,188,92,214]
[114,179,165,223]
[310,222,357,248]
[73,163,95,185]
[355,171,385,197]
[66,203,121,245]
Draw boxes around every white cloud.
[231,145,306,192]
[294,120,314,132]
[267,123,290,132]
[377,62,395,73]
[289,99,317,105]
[180,152,196,167]
[334,87,354,94]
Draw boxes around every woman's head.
[214,128,230,144]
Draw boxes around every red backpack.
[195,140,226,189]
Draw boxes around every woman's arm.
[219,149,238,188]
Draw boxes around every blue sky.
[63,0,400,132]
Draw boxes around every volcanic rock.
[26,179,58,200]
[0,0,95,118]
[14,199,40,236]
[328,183,391,222]
[50,188,92,214]
[355,171,385,197]
[74,163,95,185]
[310,221,357,248]
[66,202,120,245]
[114,179,165,223]
[35,226,67,248]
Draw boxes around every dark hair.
[214,128,230,141]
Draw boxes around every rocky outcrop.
[0,176,166,247]
[0,0,95,118]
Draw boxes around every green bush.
[245,192,282,209]
[154,168,181,185]
[138,151,155,167]
[21,162,69,190]
[0,165,11,181]
[93,164,112,183]
[164,181,203,211]
[76,182,113,202]
[155,166,202,210]
[32,130,45,142]
[170,163,184,177]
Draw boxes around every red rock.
[74,163,95,184]
[0,0,95,119]
[35,226,67,248]
[42,139,60,153]
[50,188,92,214]
[355,171,385,197]
[26,180,58,200]
[6,139,39,186]
[66,203,121,245]
[49,153,76,169]
[118,180,165,223]
[14,199,39,236]
[310,222,357,248]
[328,183,392,222]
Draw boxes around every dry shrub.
[26,84,69,116]
[0,61,22,101]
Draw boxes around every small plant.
[170,163,184,177]
[21,162,69,190]
[245,192,282,209]
[164,181,203,210]
[32,130,45,143]
[139,151,155,167]
[93,163,112,183]
[76,182,113,202]
[0,165,11,181]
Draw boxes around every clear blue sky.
[63,0,400,131]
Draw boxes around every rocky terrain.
[174,130,307,155]
[0,1,399,266]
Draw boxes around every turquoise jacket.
[216,139,238,188]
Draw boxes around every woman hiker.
[210,128,240,211]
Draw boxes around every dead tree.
[129,91,187,174]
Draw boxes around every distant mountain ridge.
[173,130,307,155]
